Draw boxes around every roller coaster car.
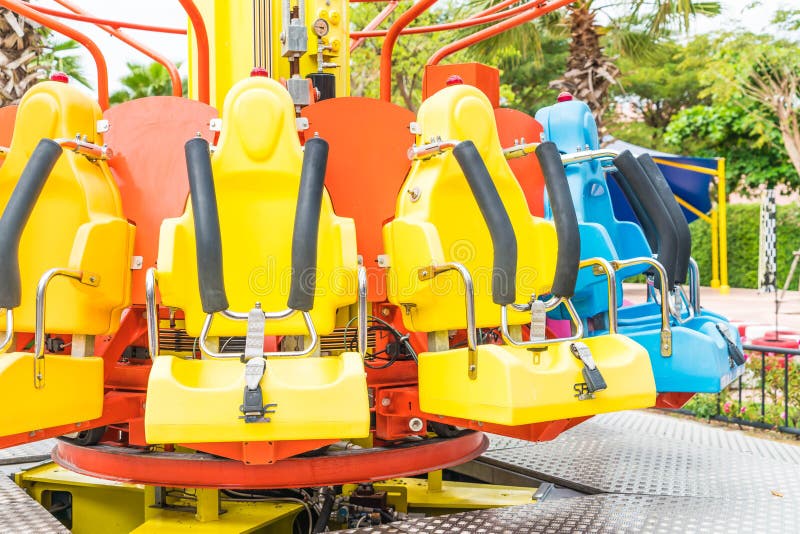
[535,99,744,395]
[0,82,134,436]
[144,77,369,447]
[382,85,655,426]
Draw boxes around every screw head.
[381,397,391,407]
[408,417,424,432]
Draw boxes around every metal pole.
[718,158,730,294]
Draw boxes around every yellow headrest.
[214,77,302,179]
[384,84,557,331]
[6,81,102,168]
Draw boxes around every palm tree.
[0,4,46,106]
[552,1,720,126]
[110,61,185,104]
[468,1,719,127]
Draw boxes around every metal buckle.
[570,341,607,395]
[716,323,745,367]
[239,357,277,423]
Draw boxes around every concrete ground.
[622,283,800,333]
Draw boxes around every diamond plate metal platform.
[0,470,68,533]
[351,410,800,532]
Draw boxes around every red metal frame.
[0,0,109,108]
[46,0,183,97]
[427,0,572,66]
[352,1,551,38]
[28,4,187,34]
[0,392,144,449]
[351,0,398,52]
[177,0,210,104]
[53,431,489,489]
[379,0,438,101]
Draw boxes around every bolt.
[381,308,390,317]
[381,397,391,407]
[469,365,476,372]
[408,417,424,432]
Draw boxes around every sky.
[33,0,795,94]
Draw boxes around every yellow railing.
[652,157,729,294]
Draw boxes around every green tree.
[37,38,91,89]
[349,0,470,111]
[667,31,800,193]
[110,62,184,105]
[549,0,720,127]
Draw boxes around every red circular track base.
[53,432,489,489]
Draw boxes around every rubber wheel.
[63,426,106,446]
[429,421,462,438]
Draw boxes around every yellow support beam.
[717,158,730,293]
[652,156,729,294]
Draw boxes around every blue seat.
[535,99,744,394]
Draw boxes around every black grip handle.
[613,150,678,289]
[0,139,62,309]
[453,141,517,305]
[287,137,329,312]
[185,137,229,314]
[536,142,580,299]
[609,170,658,252]
[637,154,692,285]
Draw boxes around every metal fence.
[676,343,800,436]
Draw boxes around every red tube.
[50,0,182,98]
[352,1,538,38]
[27,5,187,34]
[380,0,439,102]
[427,0,572,66]
[177,0,210,104]
[351,0,398,52]
[0,0,109,109]
[468,0,519,19]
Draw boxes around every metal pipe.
[0,309,13,354]
[55,137,112,160]
[177,0,210,104]
[427,0,571,66]
[221,308,295,321]
[688,257,701,315]
[503,142,538,160]
[351,0,398,52]
[418,262,477,351]
[352,0,545,38]
[357,266,368,357]
[198,310,319,359]
[500,296,585,349]
[380,0,438,102]
[50,0,183,97]
[560,149,618,165]
[30,4,187,34]
[613,257,672,356]
[145,268,159,359]
[408,139,458,160]
[580,257,618,335]
[0,0,109,109]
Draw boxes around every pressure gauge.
[312,18,330,37]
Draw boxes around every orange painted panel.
[104,97,217,304]
[423,63,500,106]
[0,105,17,148]
[302,98,414,301]
[494,107,546,217]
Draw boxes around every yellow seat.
[0,82,134,436]
[384,85,655,425]
[145,77,368,444]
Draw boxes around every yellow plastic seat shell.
[145,352,369,443]
[418,334,655,425]
[145,77,368,445]
[386,85,656,425]
[0,82,133,437]
[0,354,103,435]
